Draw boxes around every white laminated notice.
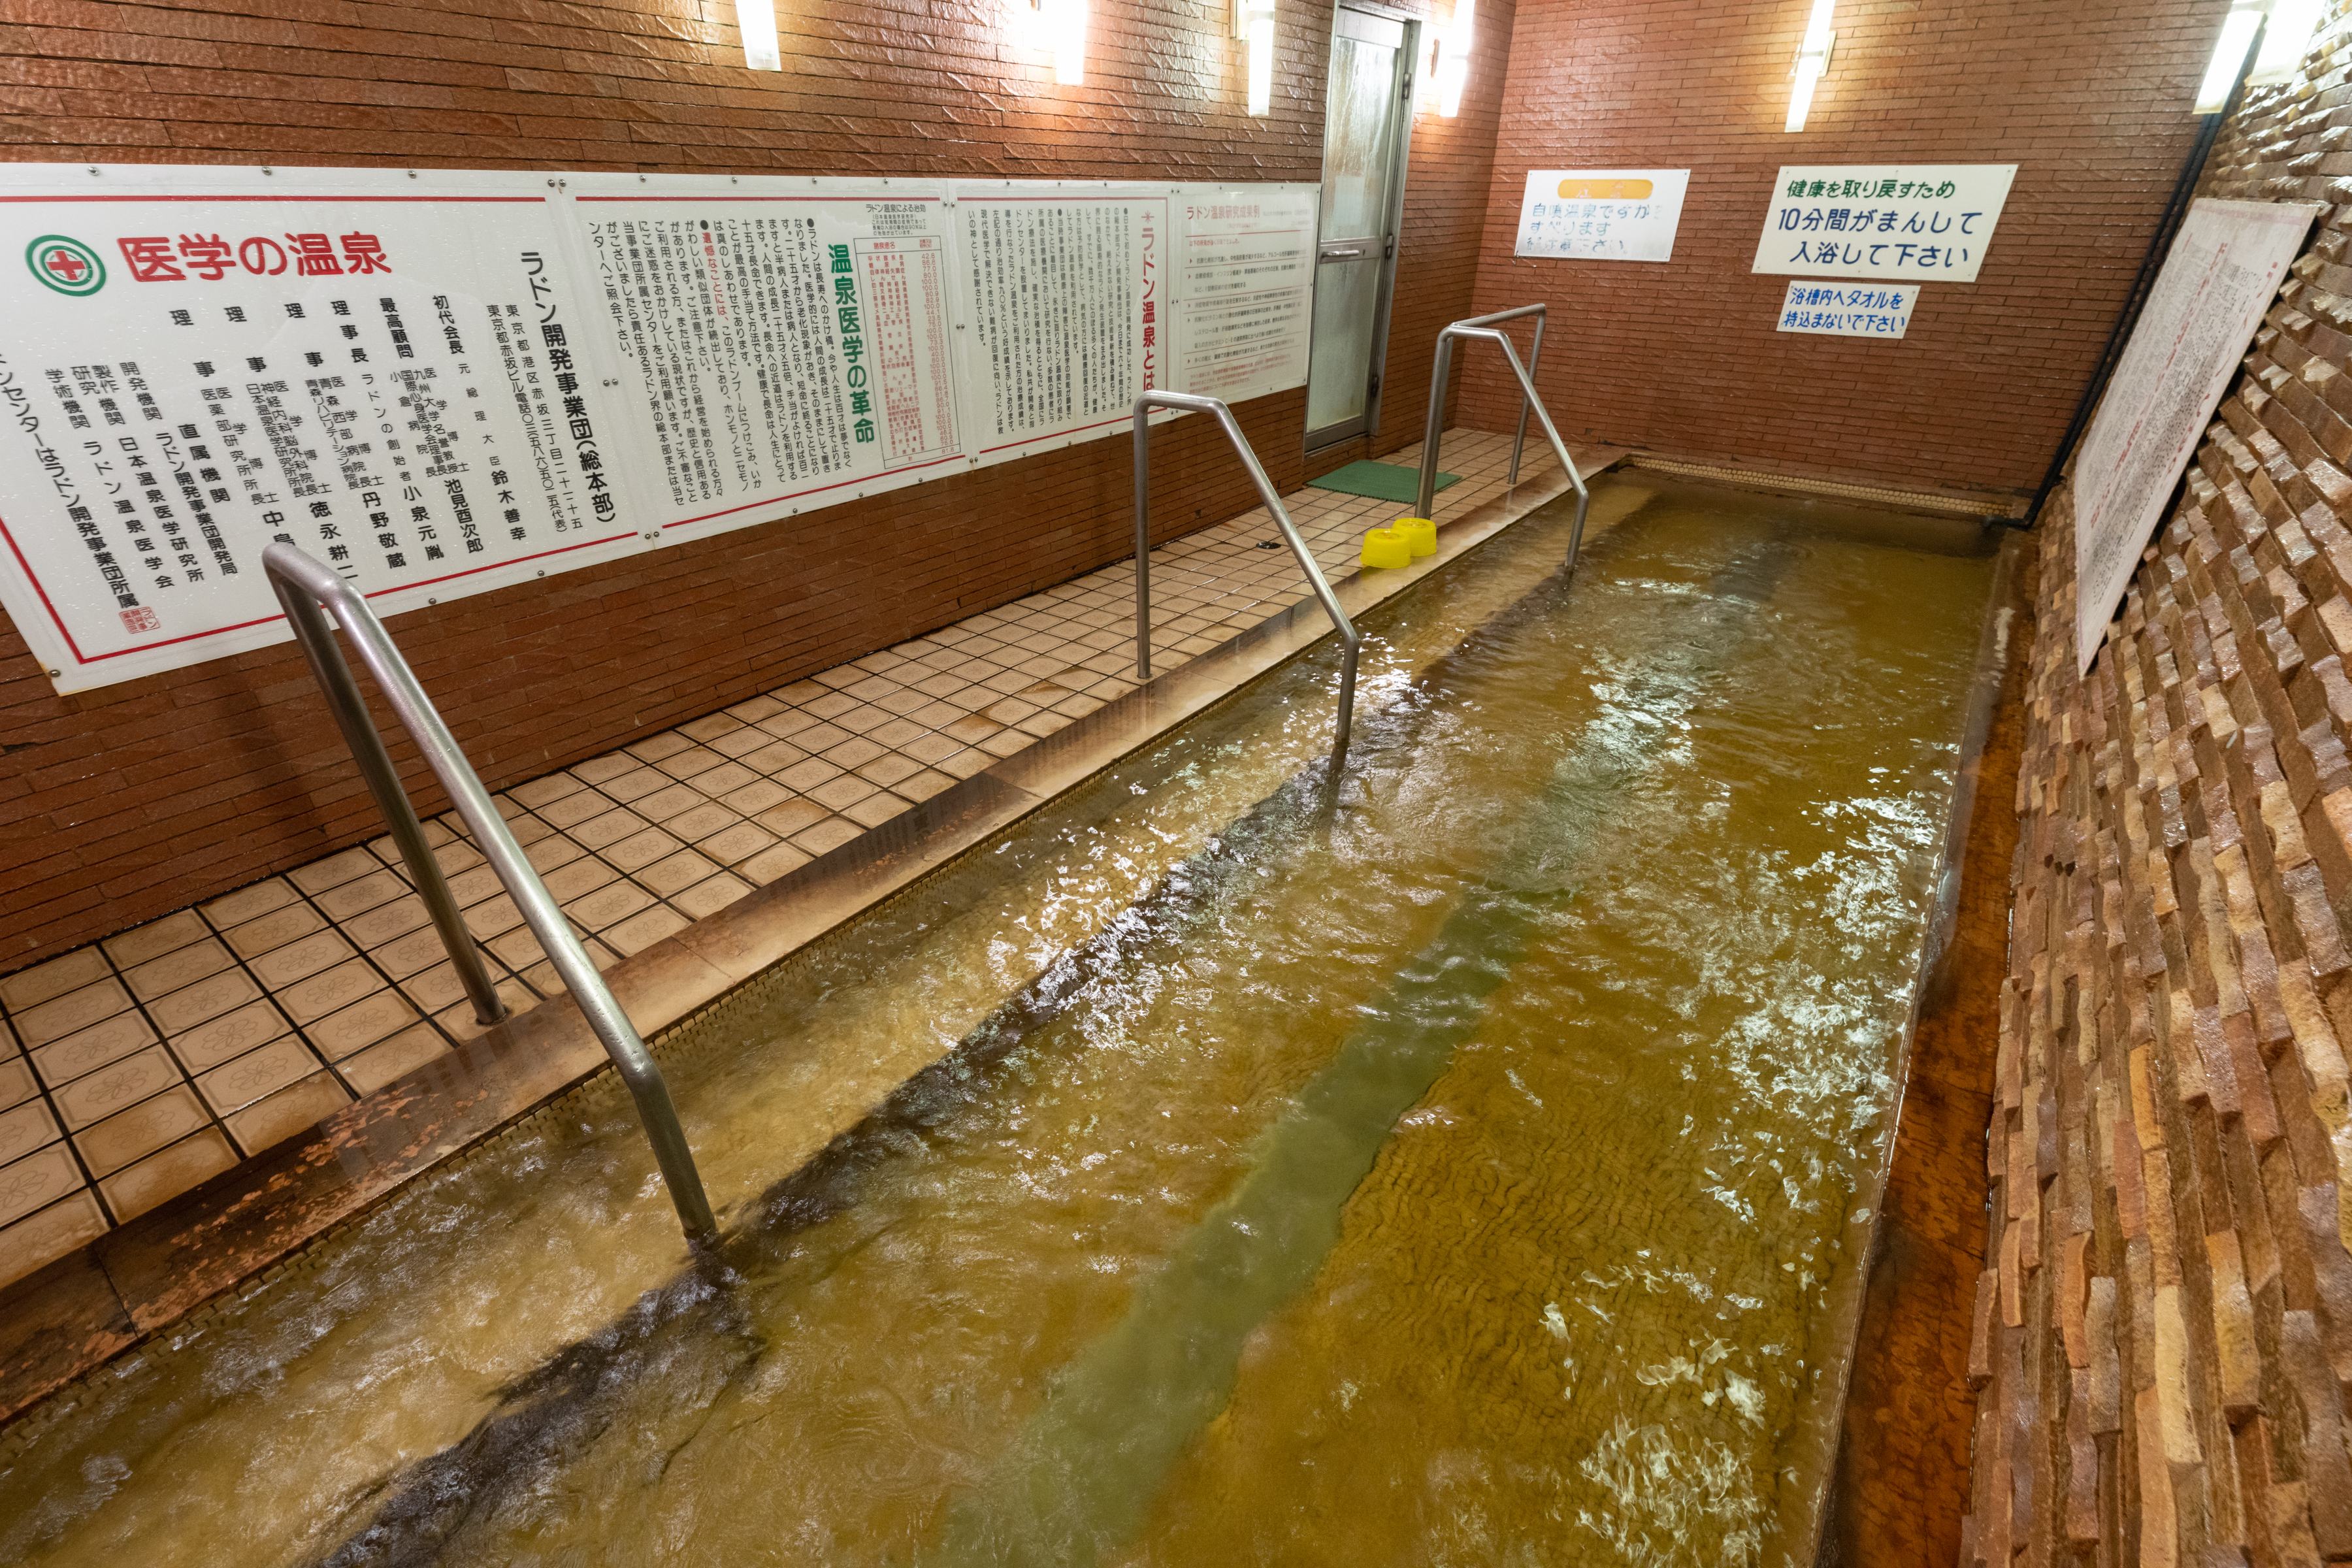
[567,176,963,542]
[948,184,1171,465]
[1173,184,1315,404]
[1752,165,2016,283]
[0,164,642,691]
[2071,197,2321,674]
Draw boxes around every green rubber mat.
[1305,459,1458,504]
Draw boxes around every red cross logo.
[26,234,105,296]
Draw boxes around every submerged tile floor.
[0,431,1558,1282]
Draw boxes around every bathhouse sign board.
[2071,197,2321,675]
[0,164,1318,693]
[1775,282,1920,338]
[1752,165,2017,283]
[1512,170,1691,262]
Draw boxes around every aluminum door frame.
[1304,0,1420,454]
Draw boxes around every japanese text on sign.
[1775,281,1919,339]
[1751,165,2016,283]
[1514,170,1690,263]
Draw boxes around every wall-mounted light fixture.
[1433,0,1475,118]
[2250,0,2324,85]
[738,0,782,71]
[1235,0,1277,116]
[1784,0,1836,132]
[1006,0,1087,85]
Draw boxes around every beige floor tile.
[708,727,771,760]
[308,988,421,1061]
[248,928,356,990]
[572,808,646,850]
[790,817,863,857]
[201,877,299,929]
[570,751,636,785]
[443,863,504,907]
[99,1127,237,1223]
[31,1009,157,1090]
[755,798,828,838]
[0,947,111,1015]
[640,849,721,897]
[698,822,776,864]
[314,868,408,923]
[288,846,379,896]
[435,979,534,1041]
[677,711,742,743]
[220,900,327,961]
[120,938,237,1002]
[536,789,610,830]
[542,856,617,903]
[337,1024,449,1096]
[0,1190,108,1288]
[225,1071,351,1158]
[279,959,386,1025]
[521,831,588,875]
[673,874,754,918]
[777,756,842,792]
[605,906,688,956]
[0,1057,31,1111]
[74,1083,208,1177]
[197,1036,325,1116]
[463,892,525,942]
[791,721,855,754]
[755,708,822,741]
[938,749,992,780]
[726,693,786,723]
[843,793,909,830]
[896,768,956,803]
[627,730,695,763]
[171,999,292,1073]
[635,781,704,821]
[0,1097,60,1166]
[374,923,457,981]
[821,734,887,770]
[606,827,685,873]
[102,909,209,971]
[720,778,791,815]
[12,977,135,1049]
[654,745,727,781]
[564,879,652,931]
[0,1143,86,1228]
[808,774,877,811]
[342,892,431,949]
[943,713,1001,743]
[668,802,738,842]
[146,968,264,1036]
[508,770,587,808]
[900,730,963,764]
[54,1046,185,1131]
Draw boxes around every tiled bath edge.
[1771,525,2030,1566]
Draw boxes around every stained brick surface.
[0,0,1511,968]
[1454,0,2228,499]
[1963,12,2352,1561]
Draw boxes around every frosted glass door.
[1305,8,1412,448]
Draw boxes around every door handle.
[1320,246,1366,260]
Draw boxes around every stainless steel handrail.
[1416,305,1590,572]
[1131,391,1362,775]
[263,543,719,1245]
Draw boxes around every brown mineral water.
[0,475,1995,1567]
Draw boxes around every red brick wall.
[0,0,1511,968]
[1456,0,2230,499]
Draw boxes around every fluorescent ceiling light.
[1784,0,1835,132]
[2196,5,2263,110]
[2251,0,2323,81]
[738,0,781,71]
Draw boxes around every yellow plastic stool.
[1360,527,1411,569]
[1393,515,1437,557]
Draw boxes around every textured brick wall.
[0,0,1511,968]
[1962,9,2352,1562]
[1452,0,2227,499]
